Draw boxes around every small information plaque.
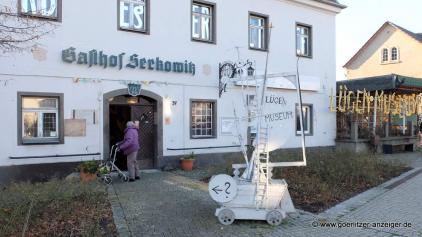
[65,119,86,137]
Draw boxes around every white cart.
[212,24,307,226]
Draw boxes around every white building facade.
[0,0,344,174]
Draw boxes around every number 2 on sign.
[225,182,231,195]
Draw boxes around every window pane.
[192,15,200,38]
[250,28,258,48]
[250,16,263,27]
[23,97,57,109]
[391,48,398,61]
[201,16,211,40]
[23,112,38,138]
[133,4,145,30]
[119,0,146,31]
[259,28,264,48]
[382,49,388,61]
[303,27,308,35]
[258,18,264,27]
[249,16,265,49]
[21,0,57,17]
[201,6,210,15]
[296,25,311,56]
[302,37,308,55]
[296,105,311,133]
[43,113,57,137]
[192,3,213,41]
[192,4,200,13]
[40,0,57,17]
[119,2,130,28]
[21,0,37,14]
[303,107,309,131]
[191,101,215,137]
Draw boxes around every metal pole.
[296,57,307,166]
[373,93,377,134]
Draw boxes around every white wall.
[0,0,340,166]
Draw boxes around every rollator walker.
[99,144,130,184]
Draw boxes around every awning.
[337,74,422,92]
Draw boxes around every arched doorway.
[103,89,163,169]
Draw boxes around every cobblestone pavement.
[109,164,422,237]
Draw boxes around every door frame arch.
[103,88,163,167]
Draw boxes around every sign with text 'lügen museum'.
[62,47,196,75]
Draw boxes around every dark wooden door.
[131,105,155,169]
[109,105,131,171]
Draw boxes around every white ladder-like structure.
[210,23,307,226]
[254,125,270,209]
[232,69,272,210]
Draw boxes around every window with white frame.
[192,2,214,42]
[20,0,61,20]
[119,0,148,33]
[382,48,389,62]
[191,101,216,138]
[249,14,267,50]
[296,104,313,135]
[296,24,312,57]
[391,47,398,61]
[21,96,61,143]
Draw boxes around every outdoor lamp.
[247,66,255,77]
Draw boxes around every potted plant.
[180,152,195,171]
[78,160,98,182]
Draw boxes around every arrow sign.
[212,186,223,194]
[209,174,237,203]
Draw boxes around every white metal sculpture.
[209,25,307,226]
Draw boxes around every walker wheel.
[104,176,112,185]
[218,209,235,225]
[266,210,284,226]
[122,176,129,182]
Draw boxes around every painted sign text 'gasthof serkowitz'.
[62,47,196,75]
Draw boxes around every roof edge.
[344,21,422,68]
[343,22,390,68]
[312,0,347,9]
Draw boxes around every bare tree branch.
[0,4,57,54]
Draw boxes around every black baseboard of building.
[0,146,335,186]
[0,162,81,187]
[158,146,336,170]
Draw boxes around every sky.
[336,0,422,81]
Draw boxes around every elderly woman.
[118,121,140,182]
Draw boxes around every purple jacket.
[118,127,140,155]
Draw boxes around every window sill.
[119,27,149,35]
[297,54,313,59]
[190,136,217,140]
[381,61,401,65]
[249,46,268,52]
[19,13,61,22]
[191,38,216,45]
[295,132,313,137]
[21,138,62,145]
